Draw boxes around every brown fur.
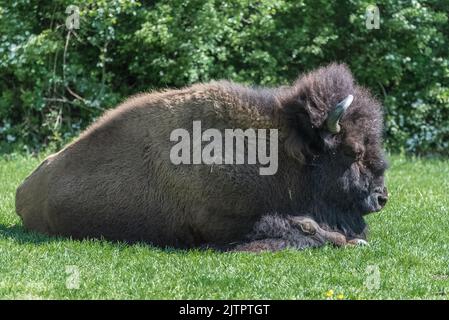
[15,63,388,251]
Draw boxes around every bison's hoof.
[347,238,369,246]
[325,232,347,247]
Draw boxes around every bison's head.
[281,63,388,238]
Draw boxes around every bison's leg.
[287,216,347,247]
[232,215,332,252]
[288,216,369,247]
[232,215,369,252]
[231,214,365,252]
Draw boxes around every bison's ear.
[284,131,310,164]
[282,104,321,164]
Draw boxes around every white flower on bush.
[6,134,16,142]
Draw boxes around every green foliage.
[0,0,448,154]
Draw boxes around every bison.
[15,63,388,252]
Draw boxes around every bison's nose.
[376,186,388,208]
[377,194,388,208]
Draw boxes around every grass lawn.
[0,153,448,299]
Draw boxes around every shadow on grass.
[0,223,228,254]
[0,224,57,245]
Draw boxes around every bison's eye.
[364,156,388,177]
[370,160,388,176]
[341,142,364,161]
[297,94,307,104]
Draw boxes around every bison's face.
[320,144,389,216]
[282,63,388,236]
[303,141,388,238]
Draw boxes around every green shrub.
[0,0,448,155]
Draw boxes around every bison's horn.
[326,94,353,133]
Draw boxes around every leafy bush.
[0,0,448,155]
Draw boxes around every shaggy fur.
[15,63,388,251]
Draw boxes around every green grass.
[0,154,448,299]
